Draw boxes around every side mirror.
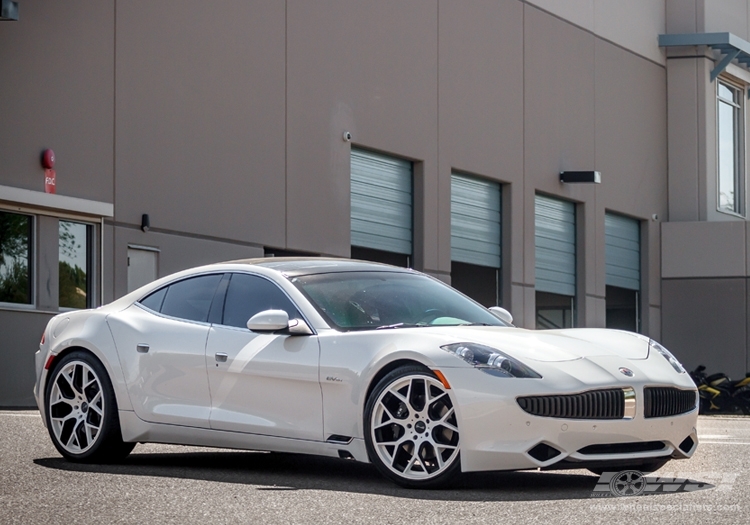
[247,310,289,331]
[246,309,314,335]
[489,306,513,325]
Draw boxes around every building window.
[717,80,744,215]
[59,220,92,309]
[0,210,32,305]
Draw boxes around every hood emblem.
[619,367,634,377]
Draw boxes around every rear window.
[140,274,223,323]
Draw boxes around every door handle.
[136,343,150,353]
[215,352,228,363]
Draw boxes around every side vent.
[679,436,695,454]
[527,443,562,462]
[326,435,353,444]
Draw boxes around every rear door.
[108,273,225,428]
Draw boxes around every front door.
[205,272,323,440]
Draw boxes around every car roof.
[220,257,415,277]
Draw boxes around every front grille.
[517,389,625,419]
[643,387,697,418]
[578,441,666,455]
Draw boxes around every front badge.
[619,367,634,377]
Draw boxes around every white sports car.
[34,258,698,488]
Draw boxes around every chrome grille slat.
[644,387,697,418]
[517,389,625,420]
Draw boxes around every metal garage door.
[605,213,640,290]
[535,195,576,296]
[350,149,412,255]
[450,174,501,267]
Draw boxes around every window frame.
[716,77,746,217]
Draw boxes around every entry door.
[206,273,323,441]
[128,247,158,292]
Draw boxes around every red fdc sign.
[44,169,56,194]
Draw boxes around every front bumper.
[444,366,699,473]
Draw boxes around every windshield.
[290,271,509,331]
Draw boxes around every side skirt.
[118,410,370,463]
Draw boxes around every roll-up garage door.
[450,174,501,267]
[535,195,576,296]
[350,149,412,255]
[605,213,640,290]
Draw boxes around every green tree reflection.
[0,212,31,304]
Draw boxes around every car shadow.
[34,449,615,501]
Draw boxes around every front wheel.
[45,350,135,463]
[364,365,461,489]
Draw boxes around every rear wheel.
[364,365,461,489]
[45,351,135,463]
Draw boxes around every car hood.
[414,326,650,363]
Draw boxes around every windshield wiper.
[459,322,494,326]
[375,323,420,330]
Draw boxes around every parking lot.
[1,411,747,524]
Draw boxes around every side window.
[222,273,300,329]
[159,274,223,323]
[139,287,167,312]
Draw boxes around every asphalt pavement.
[1,411,747,524]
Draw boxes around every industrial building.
[1,0,750,406]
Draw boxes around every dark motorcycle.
[690,365,750,415]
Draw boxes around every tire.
[364,365,461,489]
[45,350,135,463]
[588,458,669,476]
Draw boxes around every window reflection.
[59,221,89,309]
[0,211,32,304]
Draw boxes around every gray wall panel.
[0,310,54,407]
[286,0,438,260]
[438,0,523,281]
[112,227,263,300]
[115,1,286,247]
[0,1,114,202]
[662,221,746,278]
[662,278,747,379]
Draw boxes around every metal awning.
[659,32,750,81]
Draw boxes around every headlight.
[650,340,685,374]
[440,342,542,378]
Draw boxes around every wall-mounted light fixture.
[0,0,19,21]
[560,171,601,184]
[141,214,150,232]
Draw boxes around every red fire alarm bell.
[42,149,55,169]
